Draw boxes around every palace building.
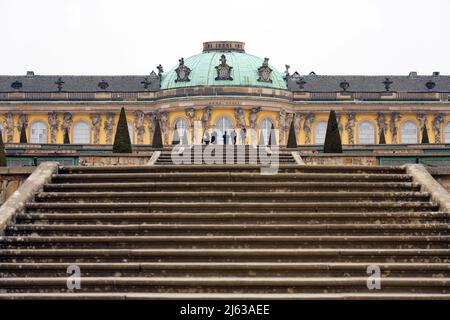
[1,40,450,148]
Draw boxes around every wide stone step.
[43,181,422,193]
[15,211,447,225]
[2,235,449,249]
[25,201,437,213]
[0,276,449,294]
[2,262,449,277]
[51,172,413,183]
[6,223,449,237]
[33,191,431,203]
[0,248,449,263]
[58,164,406,174]
[1,292,450,300]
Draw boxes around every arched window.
[400,121,418,144]
[214,116,234,145]
[127,121,134,143]
[259,118,275,145]
[172,118,189,144]
[357,121,375,144]
[314,121,327,145]
[444,122,450,143]
[30,121,48,144]
[0,124,4,141]
[73,121,90,144]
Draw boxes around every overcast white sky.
[1,0,450,76]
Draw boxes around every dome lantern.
[203,41,245,53]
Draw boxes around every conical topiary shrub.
[152,119,163,149]
[268,123,276,146]
[0,132,7,167]
[323,110,342,153]
[379,128,386,144]
[171,123,180,145]
[421,125,430,144]
[63,128,70,144]
[20,124,27,143]
[286,120,297,148]
[112,107,132,153]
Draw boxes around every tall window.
[30,121,48,144]
[0,124,3,141]
[214,116,234,145]
[444,122,450,143]
[314,121,327,145]
[73,121,90,144]
[127,121,134,143]
[400,121,418,144]
[358,121,375,144]
[172,118,188,144]
[259,118,275,145]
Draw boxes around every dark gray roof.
[0,73,160,92]
[1,72,449,93]
[287,74,450,93]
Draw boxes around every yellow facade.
[1,109,449,145]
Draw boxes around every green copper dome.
[160,48,287,90]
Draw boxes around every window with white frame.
[358,121,375,144]
[400,121,418,144]
[259,118,275,145]
[444,122,450,143]
[173,118,188,144]
[314,121,327,145]
[73,121,90,144]
[127,121,134,143]
[30,121,48,144]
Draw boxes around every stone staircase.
[155,145,297,164]
[0,163,449,299]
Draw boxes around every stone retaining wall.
[78,153,153,166]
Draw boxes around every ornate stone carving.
[215,55,233,81]
[184,108,196,143]
[140,77,152,90]
[97,80,109,90]
[416,112,427,129]
[157,64,164,77]
[145,112,157,144]
[104,112,115,144]
[89,113,102,144]
[340,80,350,92]
[132,111,145,144]
[4,112,14,143]
[54,78,64,92]
[249,107,262,130]
[390,112,402,144]
[47,112,59,144]
[303,113,315,145]
[294,113,304,132]
[376,112,387,137]
[278,110,287,145]
[201,106,212,131]
[175,58,191,82]
[432,113,444,143]
[60,112,73,133]
[345,112,356,144]
[284,65,290,80]
[257,58,273,83]
[382,78,393,91]
[234,107,246,129]
[156,111,169,144]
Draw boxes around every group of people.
[202,127,247,145]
